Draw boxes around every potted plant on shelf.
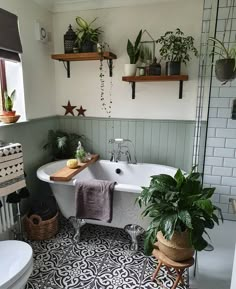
[43,130,83,160]
[125,30,142,76]
[156,28,198,75]
[137,167,222,260]
[75,16,102,53]
[208,37,236,83]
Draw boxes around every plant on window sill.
[3,89,16,116]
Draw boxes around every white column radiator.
[0,196,14,233]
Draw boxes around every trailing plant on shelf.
[75,16,102,52]
[3,89,16,116]
[208,36,236,83]
[137,166,223,258]
[124,30,142,76]
[156,28,198,75]
[98,42,113,117]
[43,130,83,160]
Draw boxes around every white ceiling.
[32,0,177,13]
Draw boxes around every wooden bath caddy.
[50,154,99,182]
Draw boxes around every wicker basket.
[157,231,194,262]
[24,212,59,240]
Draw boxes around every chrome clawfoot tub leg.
[124,224,145,253]
[69,217,86,242]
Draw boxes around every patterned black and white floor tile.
[26,217,188,289]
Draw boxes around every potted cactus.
[3,89,16,116]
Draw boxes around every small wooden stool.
[152,247,194,289]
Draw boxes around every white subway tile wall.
[203,0,236,220]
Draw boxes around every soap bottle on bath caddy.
[75,141,91,163]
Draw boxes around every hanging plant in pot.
[156,28,198,75]
[125,30,142,76]
[208,37,236,84]
[136,167,223,260]
[75,16,102,53]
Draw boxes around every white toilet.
[0,240,33,289]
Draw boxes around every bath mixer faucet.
[108,138,137,164]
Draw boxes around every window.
[0,59,26,119]
[0,60,6,112]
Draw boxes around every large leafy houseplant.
[43,130,83,160]
[137,167,222,256]
[208,37,236,83]
[75,16,102,52]
[156,28,198,75]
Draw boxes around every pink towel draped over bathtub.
[75,179,116,222]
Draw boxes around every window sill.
[0,115,57,128]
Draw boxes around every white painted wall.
[0,0,56,119]
[53,0,203,120]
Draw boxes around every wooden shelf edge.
[122,75,189,82]
[51,51,117,61]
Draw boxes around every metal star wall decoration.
[77,105,87,117]
[62,101,76,116]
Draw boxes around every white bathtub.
[37,160,178,229]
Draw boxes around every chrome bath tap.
[108,138,137,164]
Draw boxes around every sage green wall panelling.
[59,116,195,172]
[0,117,58,205]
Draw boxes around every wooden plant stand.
[152,246,194,289]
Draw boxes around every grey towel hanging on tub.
[75,179,116,222]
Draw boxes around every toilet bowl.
[0,240,33,289]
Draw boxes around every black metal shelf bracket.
[108,59,113,77]
[179,80,183,99]
[61,60,70,78]
[131,82,136,99]
[129,80,184,100]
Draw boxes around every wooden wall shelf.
[51,52,117,78]
[122,75,189,99]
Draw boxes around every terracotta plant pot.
[157,230,194,261]
[215,58,236,82]
[2,110,16,116]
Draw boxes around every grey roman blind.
[0,8,23,62]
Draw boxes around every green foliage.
[208,37,236,60]
[75,16,102,45]
[127,30,142,64]
[4,89,16,111]
[156,28,198,64]
[137,167,223,255]
[43,130,83,160]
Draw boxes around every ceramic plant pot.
[124,64,137,76]
[157,230,194,261]
[166,61,181,75]
[215,58,236,82]
[79,40,95,53]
